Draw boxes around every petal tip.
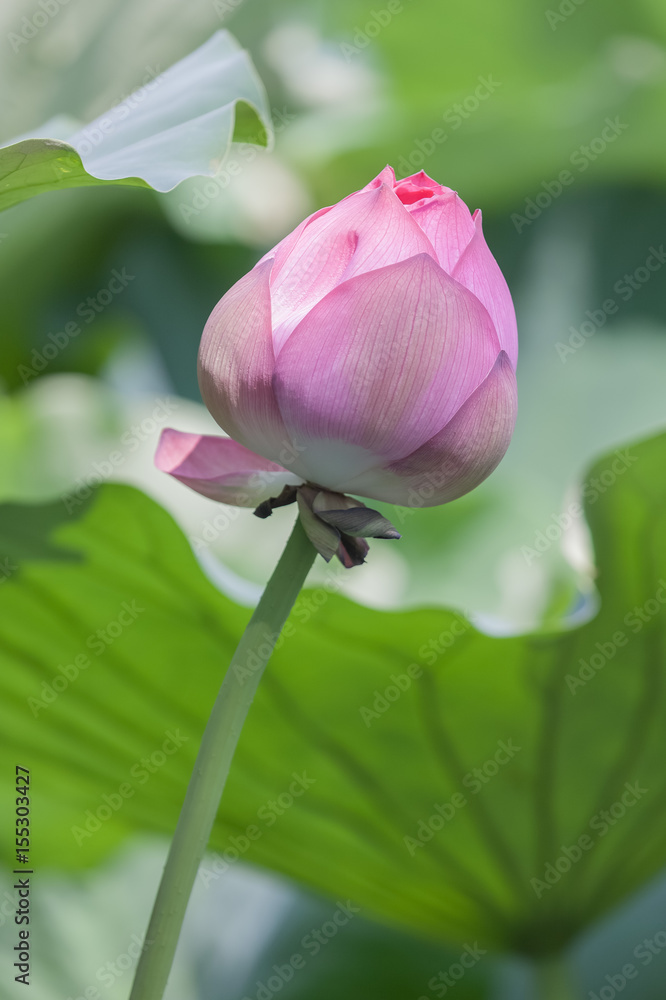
[154,427,198,474]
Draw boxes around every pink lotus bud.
[157,166,517,558]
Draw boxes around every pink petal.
[364,167,448,203]
[339,184,439,280]
[337,352,517,505]
[155,428,302,507]
[258,203,335,272]
[452,210,518,367]
[197,259,292,462]
[393,170,448,206]
[273,253,501,488]
[268,182,438,355]
[360,164,397,191]
[269,228,360,356]
[408,190,476,273]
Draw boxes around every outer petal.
[360,164,397,191]
[407,190,476,274]
[155,428,302,507]
[257,203,335,270]
[273,253,501,489]
[260,165,396,274]
[268,182,438,354]
[258,162,410,274]
[336,352,517,505]
[452,210,518,367]
[197,258,292,462]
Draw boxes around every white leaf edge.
[0,31,272,194]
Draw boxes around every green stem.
[129,516,316,1000]
[536,954,577,1000]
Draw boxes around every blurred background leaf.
[1,433,666,966]
[2,0,666,996]
[0,31,271,212]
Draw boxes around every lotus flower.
[156,166,517,564]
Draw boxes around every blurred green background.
[1,0,666,997]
